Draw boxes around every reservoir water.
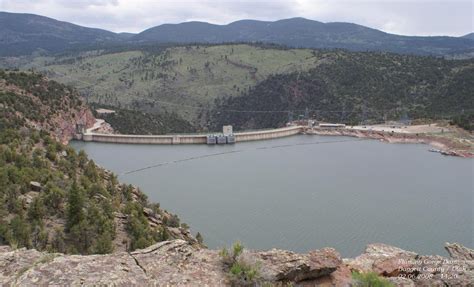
[71,135,473,257]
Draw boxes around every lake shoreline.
[76,118,473,158]
[305,127,474,158]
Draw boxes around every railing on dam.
[82,126,304,145]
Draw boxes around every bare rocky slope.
[1,240,473,286]
[0,71,96,144]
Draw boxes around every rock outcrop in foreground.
[1,240,473,286]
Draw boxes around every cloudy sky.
[0,0,472,36]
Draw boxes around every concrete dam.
[81,126,304,145]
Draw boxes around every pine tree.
[93,230,114,254]
[27,197,45,223]
[51,228,66,253]
[196,232,203,244]
[84,160,99,182]
[10,215,31,248]
[66,181,84,232]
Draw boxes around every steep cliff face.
[0,71,96,143]
[1,240,472,286]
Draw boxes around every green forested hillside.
[10,44,474,132]
[0,71,196,254]
[22,44,318,125]
[92,106,196,135]
[209,52,474,130]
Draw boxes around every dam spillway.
[81,126,304,145]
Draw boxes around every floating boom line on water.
[122,150,244,175]
[121,138,368,175]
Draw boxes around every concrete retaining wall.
[82,133,206,144]
[234,126,304,142]
[82,126,304,144]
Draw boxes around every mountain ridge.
[0,12,473,57]
[134,17,474,56]
[462,32,474,40]
[0,11,123,56]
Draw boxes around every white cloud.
[0,0,472,36]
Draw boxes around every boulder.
[29,181,41,192]
[131,240,228,286]
[14,251,148,286]
[167,227,183,237]
[0,248,44,285]
[416,254,474,287]
[142,207,155,217]
[143,207,162,227]
[308,262,353,286]
[18,193,35,208]
[306,248,343,280]
[345,243,418,276]
[0,246,12,253]
[346,243,474,287]
[387,277,416,287]
[257,247,341,282]
[445,242,474,260]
